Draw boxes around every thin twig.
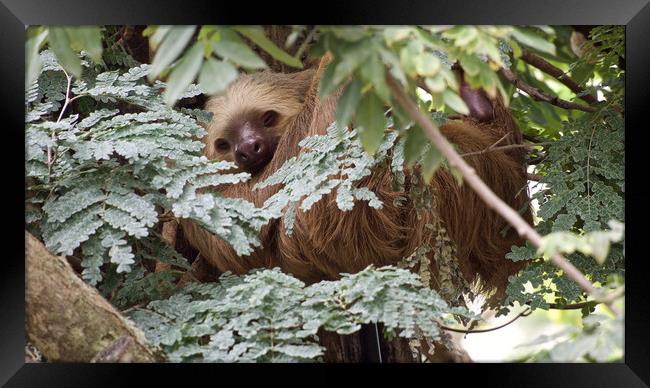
[56,71,73,123]
[547,301,596,310]
[445,286,625,334]
[68,94,86,104]
[527,173,544,181]
[441,308,532,334]
[489,132,512,149]
[295,27,316,60]
[48,69,73,178]
[385,74,621,318]
[523,133,544,143]
[520,51,599,105]
[541,286,625,310]
[499,67,597,113]
[460,142,553,158]
[527,152,547,165]
[121,302,147,315]
[461,132,511,157]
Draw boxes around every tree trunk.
[319,324,472,363]
[25,231,160,362]
[319,324,418,363]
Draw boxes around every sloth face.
[202,70,313,175]
[213,109,280,175]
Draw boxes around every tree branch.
[527,173,544,181]
[459,142,552,158]
[25,231,161,362]
[385,74,621,317]
[523,133,544,143]
[499,67,597,113]
[527,152,547,165]
[520,51,599,105]
[441,308,532,334]
[530,286,625,311]
[47,68,73,179]
[295,26,317,60]
[442,286,625,335]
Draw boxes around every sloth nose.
[235,137,268,168]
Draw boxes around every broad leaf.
[149,26,196,81]
[354,92,386,155]
[198,58,238,95]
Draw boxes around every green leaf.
[537,221,624,264]
[318,58,340,97]
[332,60,357,86]
[25,28,48,89]
[459,53,483,77]
[383,27,413,45]
[415,52,441,77]
[535,25,556,35]
[511,28,556,56]
[44,205,104,256]
[399,40,423,77]
[109,242,136,273]
[378,48,407,86]
[43,187,106,224]
[442,90,470,115]
[66,26,103,63]
[48,27,82,78]
[440,68,459,91]
[478,66,498,98]
[450,166,464,186]
[163,42,205,106]
[506,243,538,262]
[149,26,196,81]
[449,26,478,47]
[149,26,171,50]
[354,93,386,155]
[552,214,577,232]
[332,27,368,42]
[198,25,217,41]
[421,146,443,184]
[390,103,414,132]
[403,125,428,167]
[211,39,267,70]
[234,26,303,69]
[335,78,362,131]
[359,54,390,102]
[198,58,239,95]
[424,74,446,93]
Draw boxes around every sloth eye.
[215,138,230,151]
[261,110,278,128]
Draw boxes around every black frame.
[2,0,649,386]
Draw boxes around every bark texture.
[25,231,159,362]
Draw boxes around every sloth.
[180,55,532,301]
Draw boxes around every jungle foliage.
[25,25,625,362]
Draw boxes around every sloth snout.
[235,136,270,171]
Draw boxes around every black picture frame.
[2,0,649,386]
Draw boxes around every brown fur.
[180,55,532,299]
